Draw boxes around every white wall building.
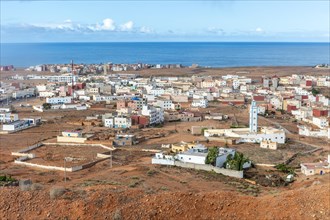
[46,96,72,104]
[191,99,208,108]
[312,117,329,129]
[0,112,19,123]
[141,105,164,125]
[156,98,172,110]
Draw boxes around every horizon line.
[1,41,329,44]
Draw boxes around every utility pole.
[110,151,112,168]
[64,158,67,183]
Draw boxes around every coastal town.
[0,64,329,219]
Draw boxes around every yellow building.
[171,141,196,153]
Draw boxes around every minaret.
[71,60,75,99]
[249,100,258,133]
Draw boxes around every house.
[57,130,87,143]
[171,141,196,153]
[141,105,164,125]
[46,96,72,104]
[103,116,132,128]
[131,115,149,127]
[260,140,278,150]
[300,155,330,176]
[312,117,329,129]
[0,112,19,123]
[176,145,208,164]
[2,120,31,131]
[156,98,172,110]
[191,99,208,108]
[113,134,138,146]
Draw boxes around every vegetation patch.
[0,175,18,186]
[146,169,158,176]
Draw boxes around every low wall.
[152,159,243,178]
[97,153,111,158]
[12,142,114,172]
[18,143,43,153]
[14,160,83,172]
[11,152,35,158]
[57,136,87,143]
[174,161,243,178]
[43,142,115,151]
[81,157,109,169]
[152,158,175,165]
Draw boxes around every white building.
[150,88,165,96]
[260,140,278,150]
[141,105,164,125]
[249,101,258,132]
[0,112,18,123]
[191,99,208,108]
[156,98,172,110]
[46,96,72,104]
[103,116,132,129]
[46,74,78,83]
[312,117,329,129]
[39,91,55,98]
[176,145,208,164]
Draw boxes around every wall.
[151,158,175,165]
[14,160,83,172]
[57,136,87,143]
[174,161,243,178]
[151,158,243,178]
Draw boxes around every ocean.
[0,42,329,68]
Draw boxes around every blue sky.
[1,0,329,42]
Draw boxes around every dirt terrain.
[1,66,329,80]
[1,66,330,219]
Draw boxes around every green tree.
[205,147,219,166]
[311,88,320,96]
[225,152,250,171]
[42,103,52,110]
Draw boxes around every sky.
[1,0,329,42]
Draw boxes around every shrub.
[31,183,43,191]
[19,179,32,191]
[147,169,158,176]
[50,187,67,199]
[275,163,295,174]
[112,209,122,220]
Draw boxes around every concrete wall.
[18,143,43,153]
[174,161,243,178]
[14,160,83,172]
[152,159,243,178]
[57,136,87,143]
[152,158,175,165]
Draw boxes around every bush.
[112,209,122,220]
[147,169,158,176]
[19,179,32,191]
[31,183,43,191]
[275,163,295,174]
[50,187,67,199]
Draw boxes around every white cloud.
[4,18,155,35]
[207,27,225,34]
[99,18,116,31]
[120,21,134,31]
[140,26,152,33]
[255,27,263,32]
